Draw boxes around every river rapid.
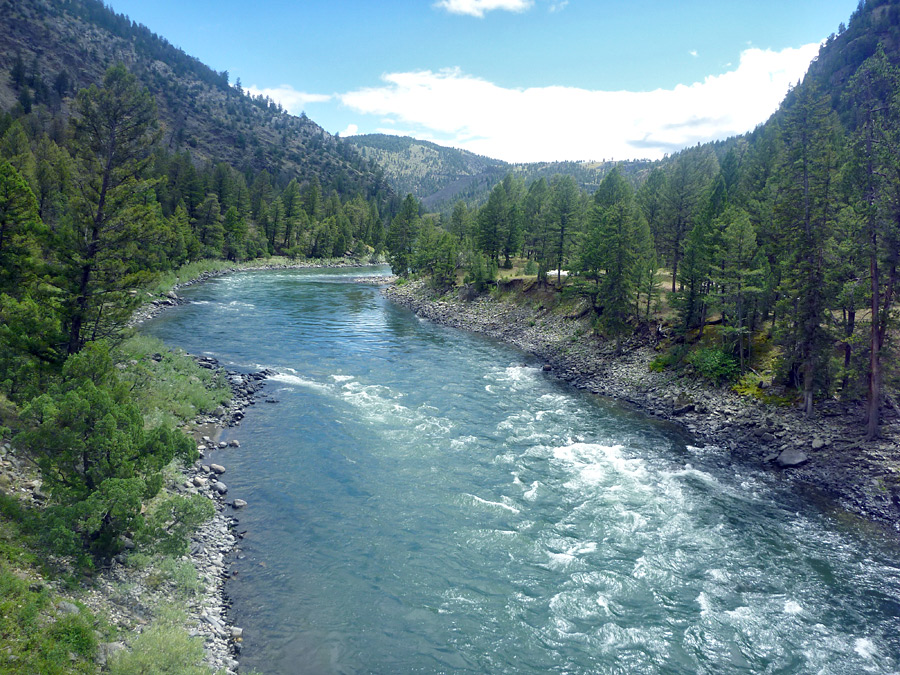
[144,266,900,675]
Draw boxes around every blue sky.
[107,0,859,162]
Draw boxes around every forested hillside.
[386,0,900,441]
[349,132,654,212]
[0,0,392,202]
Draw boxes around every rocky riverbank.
[385,279,900,536]
[78,358,271,674]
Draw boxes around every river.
[144,266,900,674]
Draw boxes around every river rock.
[812,437,826,450]
[212,481,228,495]
[232,499,247,508]
[210,464,226,474]
[229,440,240,448]
[776,448,809,468]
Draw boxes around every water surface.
[145,267,900,674]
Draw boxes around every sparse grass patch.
[115,335,230,428]
[0,500,99,674]
[107,606,212,675]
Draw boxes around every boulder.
[811,437,826,450]
[232,499,247,508]
[210,464,226,475]
[776,448,809,468]
[212,481,228,495]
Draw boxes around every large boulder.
[776,448,809,468]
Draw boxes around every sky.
[106,0,860,163]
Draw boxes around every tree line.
[386,47,899,441]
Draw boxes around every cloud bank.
[337,43,819,162]
[435,0,534,18]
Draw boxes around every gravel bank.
[385,279,900,536]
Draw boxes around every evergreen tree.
[62,64,161,355]
[387,194,420,276]
[844,47,900,438]
[774,83,842,416]
[550,175,580,285]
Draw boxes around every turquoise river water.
[144,266,900,675]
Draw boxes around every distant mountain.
[349,133,655,212]
[347,134,508,211]
[0,0,391,199]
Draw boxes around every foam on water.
[464,493,521,514]
[268,372,331,392]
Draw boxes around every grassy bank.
[0,327,241,673]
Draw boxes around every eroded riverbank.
[384,279,900,535]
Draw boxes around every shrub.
[686,347,739,385]
[107,610,211,675]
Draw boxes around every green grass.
[115,335,231,428]
[107,606,212,675]
[0,495,99,674]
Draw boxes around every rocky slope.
[385,279,900,536]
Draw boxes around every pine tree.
[774,83,841,416]
[387,194,420,276]
[63,64,160,355]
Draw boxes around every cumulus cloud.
[340,123,360,136]
[338,43,820,162]
[244,85,332,113]
[435,0,533,18]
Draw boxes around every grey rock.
[210,464,226,475]
[232,499,247,508]
[776,448,809,468]
[57,601,81,615]
[213,481,228,495]
[230,626,244,639]
[229,440,240,448]
[97,642,126,667]
[811,437,826,450]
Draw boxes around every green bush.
[107,612,212,675]
[0,566,97,674]
[686,347,739,385]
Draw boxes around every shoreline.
[384,279,900,538]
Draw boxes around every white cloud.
[548,0,569,13]
[435,0,533,18]
[340,123,360,136]
[689,49,698,57]
[338,43,821,162]
[244,85,332,113]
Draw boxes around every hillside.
[348,134,508,211]
[0,0,391,200]
[349,133,655,212]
